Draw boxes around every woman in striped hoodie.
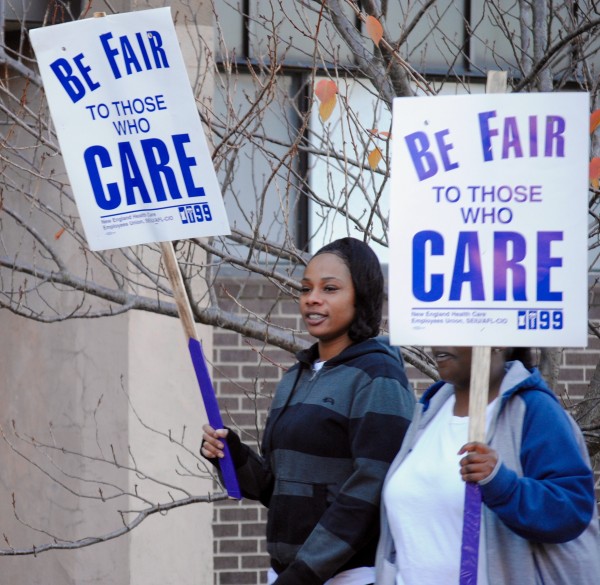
[203,237,415,585]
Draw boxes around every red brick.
[558,367,585,381]
[213,332,242,346]
[220,539,259,553]
[220,349,259,363]
[240,523,267,537]
[241,365,280,379]
[269,317,303,329]
[213,524,239,537]
[277,299,299,315]
[216,365,240,379]
[564,352,600,366]
[219,571,259,585]
[237,284,261,298]
[217,397,241,411]
[214,556,239,569]
[225,412,262,426]
[241,397,272,411]
[241,555,270,569]
[218,508,258,522]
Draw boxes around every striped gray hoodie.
[224,337,415,585]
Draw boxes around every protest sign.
[29,9,240,499]
[389,92,589,347]
[29,7,230,250]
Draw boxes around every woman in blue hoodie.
[203,237,415,585]
[376,346,600,585]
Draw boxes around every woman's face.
[431,346,473,391]
[300,253,356,357]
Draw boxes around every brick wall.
[211,278,300,585]
[210,276,600,585]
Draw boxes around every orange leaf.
[365,15,383,46]
[319,96,337,121]
[591,110,600,134]
[368,129,391,140]
[54,227,66,240]
[368,147,382,169]
[590,158,600,188]
[315,79,337,103]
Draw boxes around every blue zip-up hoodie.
[375,360,600,585]
[223,337,415,585]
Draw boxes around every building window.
[211,1,589,255]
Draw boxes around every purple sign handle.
[459,482,482,585]
[188,337,242,499]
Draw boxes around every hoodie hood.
[295,335,405,369]
[420,361,556,415]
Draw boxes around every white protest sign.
[29,7,230,251]
[389,92,589,347]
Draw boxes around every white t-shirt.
[313,359,326,372]
[383,394,495,585]
[267,566,374,584]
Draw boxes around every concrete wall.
[0,310,214,584]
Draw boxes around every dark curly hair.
[312,237,384,342]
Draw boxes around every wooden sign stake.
[459,70,508,585]
[160,241,241,499]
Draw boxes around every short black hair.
[313,237,384,342]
